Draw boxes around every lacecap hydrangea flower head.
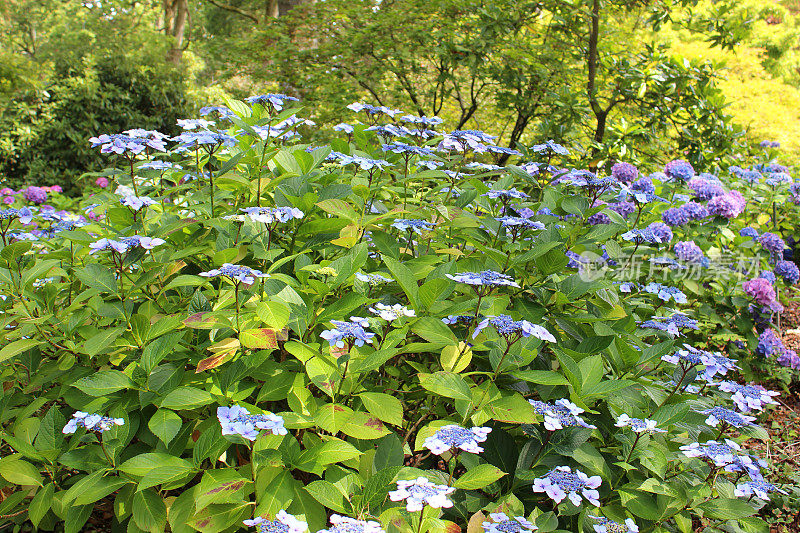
[388,477,455,511]
[318,515,385,533]
[244,510,308,533]
[532,466,601,506]
[589,516,638,533]
[482,513,537,533]
[63,412,124,434]
[217,405,287,441]
[529,398,596,431]
[423,424,492,454]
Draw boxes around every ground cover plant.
[0,97,798,533]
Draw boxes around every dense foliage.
[0,97,798,533]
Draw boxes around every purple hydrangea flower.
[532,466,601,506]
[758,232,785,256]
[680,439,765,474]
[611,162,638,183]
[532,140,569,155]
[661,207,690,227]
[757,329,785,357]
[483,188,529,200]
[120,196,157,211]
[740,227,759,239]
[217,405,287,441]
[674,241,704,263]
[743,278,783,313]
[707,191,746,219]
[23,186,48,205]
[63,412,124,434]
[388,477,455,511]
[661,344,738,382]
[247,94,299,111]
[778,349,800,369]
[0,207,34,224]
[639,313,698,336]
[687,177,725,200]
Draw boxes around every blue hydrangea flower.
[140,160,182,171]
[718,381,779,412]
[615,414,665,433]
[650,257,686,270]
[740,227,759,239]
[532,140,569,155]
[400,115,443,126]
[639,313,698,336]
[347,102,403,118]
[642,283,687,304]
[481,513,536,533]
[199,106,234,120]
[247,94,299,111]
[244,510,308,533]
[611,162,638,183]
[423,424,492,454]
[240,206,304,224]
[532,466,601,506]
[483,188,529,200]
[355,272,394,285]
[661,345,738,382]
[496,216,545,231]
[89,236,166,254]
[199,264,270,285]
[589,516,638,533]
[0,207,34,224]
[177,118,216,130]
[446,271,519,288]
[218,405,287,441]
[389,477,455,512]
[681,439,766,475]
[664,159,695,182]
[391,219,435,233]
[368,303,415,322]
[333,123,355,134]
[759,271,776,284]
[63,412,124,434]
[473,315,556,342]
[120,196,158,211]
[758,232,785,255]
[765,172,792,187]
[529,399,596,431]
[674,241,704,263]
[735,478,786,500]
[89,131,168,155]
[661,207,689,227]
[699,407,756,428]
[172,130,238,151]
[319,515,385,533]
[775,260,799,284]
[382,143,435,156]
[442,314,480,325]
[757,329,785,357]
[320,318,376,348]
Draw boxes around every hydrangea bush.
[0,97,797,533]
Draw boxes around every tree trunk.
[164,0,189,63]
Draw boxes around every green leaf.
[141,332,184,372]
[75,264,118,294]
[358,392,403,426]
[418,372,472,402]
[0,338,43,363]
[454,464,506,489]
[119,453,194,477]
[74,370,134,396]
[359,465,404,507]
[697,498,757,520]
[0,456,43,486]
[313,403,354,433]
[382,254,420,308]
[296,439,363,469]
[83,326,125,356]
[256,301,291,330]
[65,471,130,505]
[412,317,457,345]
[305,480,350,513]
[240,328,278,349]
[133,489,167,533]
[29,483,54,527]
[512,370,569,386]
[148,409,182,445]
[160,387,214,409]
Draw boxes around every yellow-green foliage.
[670,40,800,164]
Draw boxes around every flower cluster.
[320,317,376,348]
[473,315,556,342]
[369,303,415,321]
[423,424,492,454]
[532,466,602,506]
[217,406,286,441]
[718,381,779,412]
[529,399,596,431]
[199,264,270,285]
[615,414,665,434]
[698,407,756,428]
[446,271,519,288]
[240,206,305,224]
[388,477,455,511]
[244,511,308,533]
[63,412,124,434]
